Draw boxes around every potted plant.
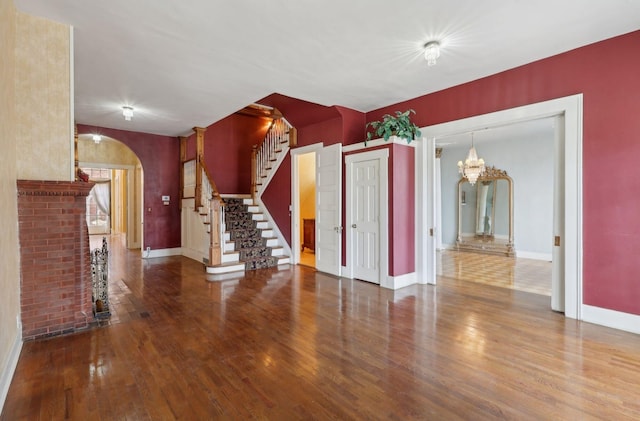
[365,109,422,145]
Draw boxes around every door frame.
[344,148,389,285]
[418,94,583,320]
[290,142,324,265]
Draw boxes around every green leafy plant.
[365,109,422,145]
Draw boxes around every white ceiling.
[14,0,640,137]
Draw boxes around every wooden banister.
[251,116,295,199]
[200,160,221,200]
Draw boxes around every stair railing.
[200,161,224,266]
[251,117,297,199]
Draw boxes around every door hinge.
[429,228,434,237]
[554,236,561,247]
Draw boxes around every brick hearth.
[17,180,95,340]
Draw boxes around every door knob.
[351,224,357,228]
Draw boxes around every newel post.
[209,197,222,266]
[194,126,206,209]
[251,144,257,200]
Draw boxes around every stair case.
[206,196,289,276]
[182,112,295,278]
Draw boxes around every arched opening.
[77,134,144,250]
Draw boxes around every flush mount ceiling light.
[92,134,102,144]
[424,41,441,66]
[122,106,134,121]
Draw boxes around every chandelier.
[457,133,485,185]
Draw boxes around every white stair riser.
[266,238,278,247]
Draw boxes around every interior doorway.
[434,117,555,297]
[418,94,583,320]
[298,152,316,268]
[290,143,323,267]
[78,137,143,252]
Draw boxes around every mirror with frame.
[456,166,515,256]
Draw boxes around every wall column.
[17,180,94,340]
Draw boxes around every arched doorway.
[78,134,143,250]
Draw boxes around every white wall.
[440,132,554,258]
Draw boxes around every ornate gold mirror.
[456,166,514,256]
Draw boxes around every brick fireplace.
[17,180,95,340]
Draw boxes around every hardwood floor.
[3,236,640,420]
[438,249,552,296]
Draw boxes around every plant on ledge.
[365,109,422,145]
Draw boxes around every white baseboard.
[1,331,22,415]
[582,305,640,335]
[143,247,182,259]
[515,251,552,261]
[381,272,416,290]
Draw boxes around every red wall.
[369,31,640,315]
[261,98,361,248]
[77,125,181,251]
[203,114,270,194]
[389,144,415,276]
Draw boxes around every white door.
[315,143,342,276]
[352,159,381,283]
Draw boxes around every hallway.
[2,236,640,419]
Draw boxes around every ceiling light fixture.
[122,106,134,121]
[457,132,485,185]
[424,41,441,66]
[92,134,102,144]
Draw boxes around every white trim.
[290,142,324,265]
[0,331,22,414]
[342,135,417,153]
[69,26,75,181]
[382,271,417,290]
[143,247,182,259]
[345,148,389,284]
[420,94,583,321]
[582,305,640,335]
[516,251,552,261]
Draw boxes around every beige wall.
[15,11,71,181]
[78,136,140,166]
[298,152,316,239]
[0,0,21,407]
[2,5,73,406]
